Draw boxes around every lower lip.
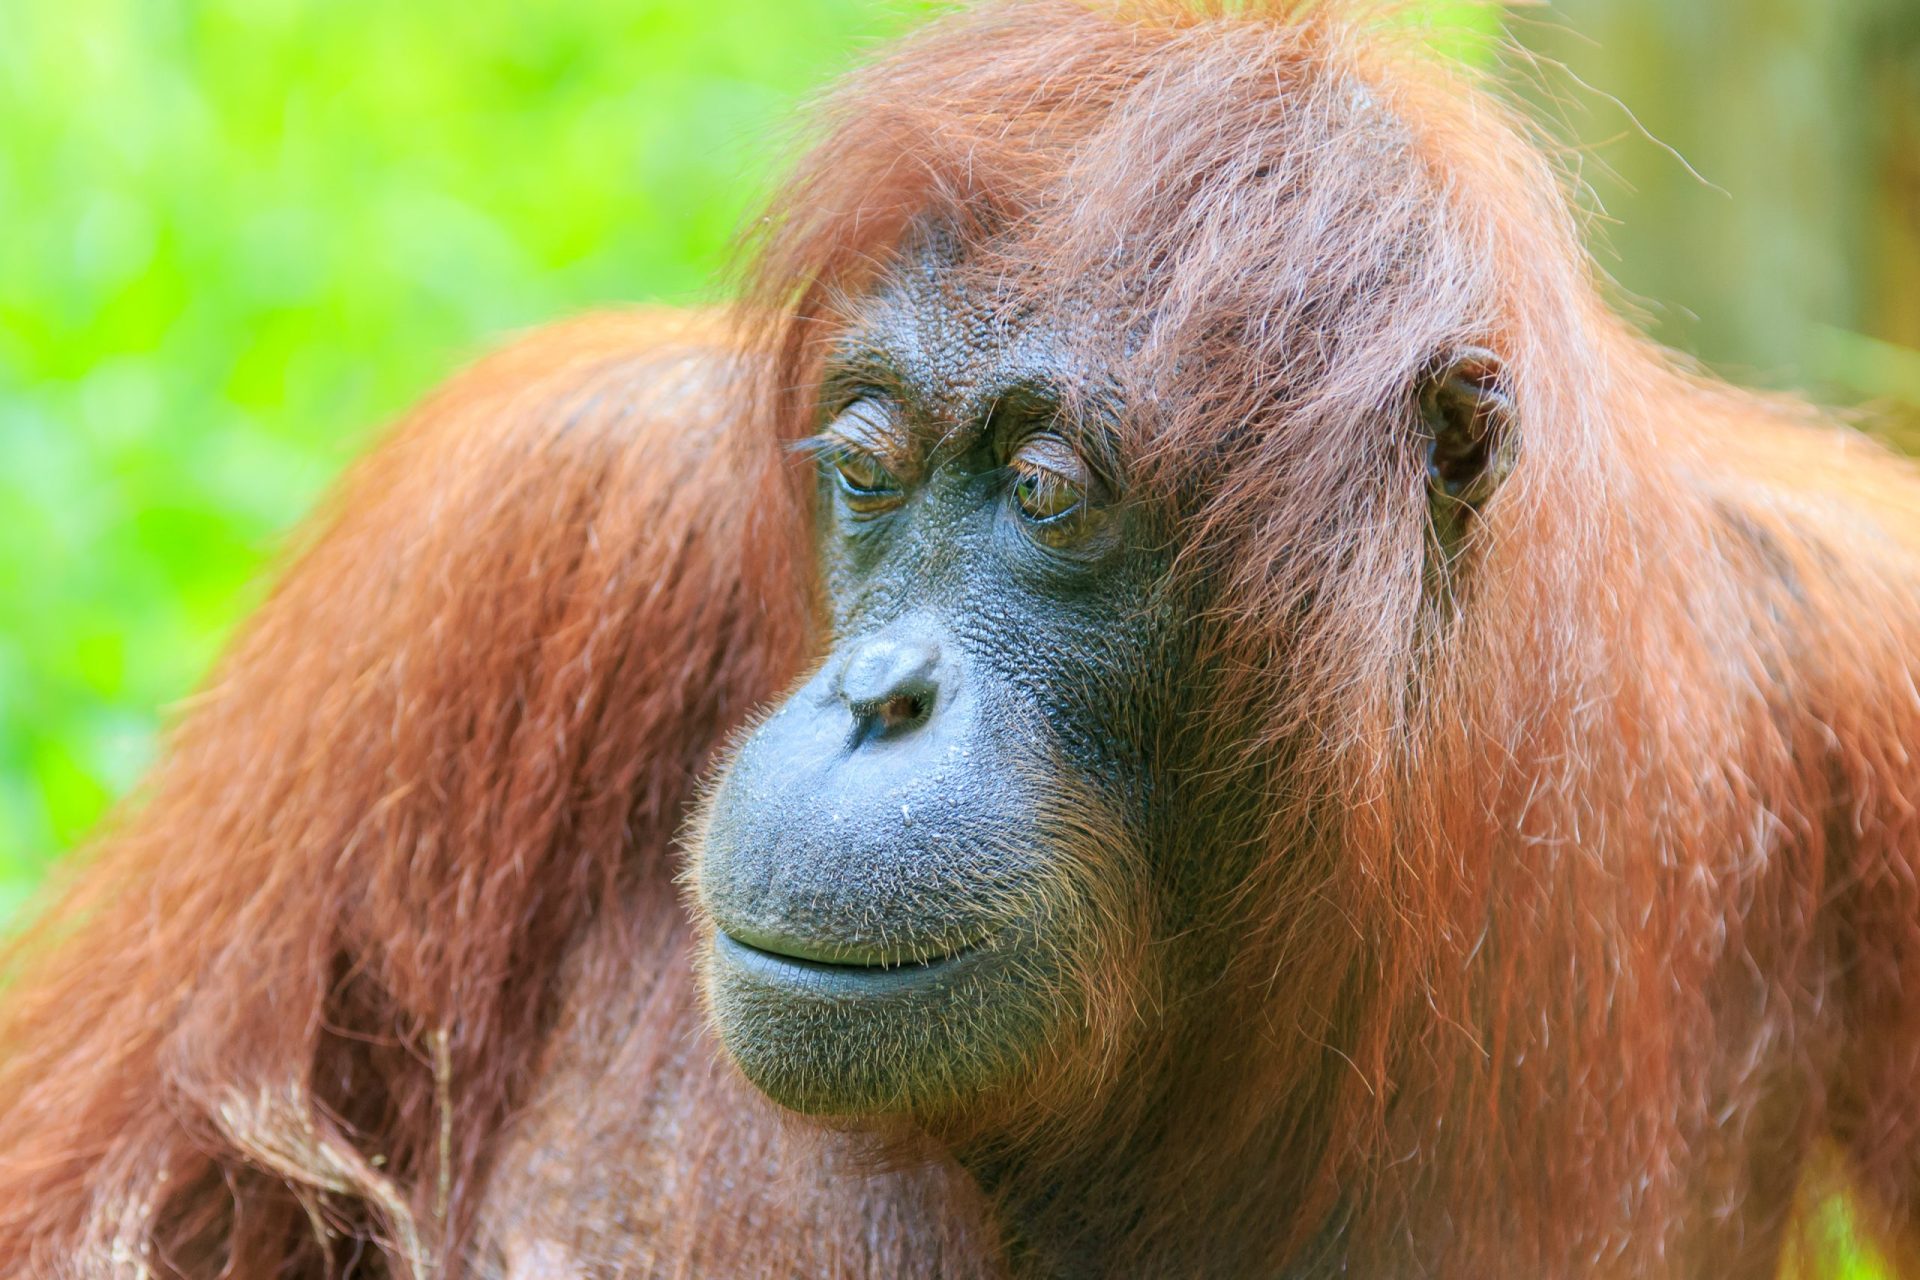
[713,930,981,1000]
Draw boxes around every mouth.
[712,928,984,1000]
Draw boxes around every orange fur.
[3,3,1919,1277]
[0,311,816,1273]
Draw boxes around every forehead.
[821,239,1132,459]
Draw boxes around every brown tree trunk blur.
[1517,0,1920,451]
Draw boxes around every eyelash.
[1007,462,1084,524]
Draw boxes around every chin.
[699,922,1079,1119]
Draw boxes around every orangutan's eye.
[813,397,908,516]
[1011,469,1080,522]
[1008,435,1090,526]
[829,446,903,512]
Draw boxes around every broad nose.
[838,633,944,745]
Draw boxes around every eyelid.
[817,394,915,476]
[1009,433,1095,491]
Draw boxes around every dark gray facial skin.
[692,255,1178,1120]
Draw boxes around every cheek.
[959,616,1167,813]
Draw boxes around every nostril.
[876,691,925,731]
[838,634,943,746]
[848,684,932,747]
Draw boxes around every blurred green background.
[0,0,1914,1273]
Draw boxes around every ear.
[1417,348,1516,551]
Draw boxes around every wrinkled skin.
[692,251,1181,1120]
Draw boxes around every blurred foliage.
[1783,1191,1895,1280]
[1519,0,1920,451]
